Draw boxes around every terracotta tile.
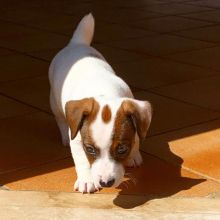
[174,25,220,43]
[133,91,220,136]
[94,44,148,63]
[132,16,212,33]
[151,75,220,112]
[27,49,61,62]
[0,48,14,56]
[0,20,42,38]
[96,0,163,8]
[0,9,78,35]
[114,57,219,89]
[187,0,220,8]
[0,31,68,53]
[0,55,49,82]
[0,95,37,119]
[94,24,155,43]
[0,112,70,174]
[166,46,220,71]
[29,44,148,64]
[106,34,215,56]
[95,8,163,24]
[181,10,220,23]
[142,3,212,14]
[4,153,220,197]
[142,119,220,181]
[0,76,50,112]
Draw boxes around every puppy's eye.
[84,145,96,155]
[117,144,128,155]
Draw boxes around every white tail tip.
[70,13,95,45]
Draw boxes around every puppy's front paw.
[125,150,143,168]
[74,171,99,193]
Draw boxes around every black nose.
[99,178,115,187]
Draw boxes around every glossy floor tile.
[0,0,220,200]
[114,57,220,89]
[174,25,220,43]
[133,16,212,33]
[134,91,220,136]
[150,75,220,111]
[0,54,49,82]
[0,112,70,174]
[181,9,220,23]
[166,46,220,71]
[0,31,69,53]
[142,2,212,15]
[0,95,37,119]
[3,153,220,197]
[0,76,50,112]
[106,34,215,56]
[142,119,220,181]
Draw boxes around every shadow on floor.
[2,115,219,208]
[113,150,204,209]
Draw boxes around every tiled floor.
[1,0,220,206]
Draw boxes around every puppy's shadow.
[113,144,205,209]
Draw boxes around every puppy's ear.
[65,98,96,140]
[122,99,152,141]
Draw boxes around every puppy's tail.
[70,13,94,45]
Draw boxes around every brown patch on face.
[102,105,112,123]
[65,98,100,165]
[80,100,100,165]
[110,103,136,163]
[122,100,151,142]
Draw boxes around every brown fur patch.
[102,105,112,123]
[65,98,100,165]
[80,100,100,165]
[122,100,151,141]
[110,102,136,163]
[65,98,95,140]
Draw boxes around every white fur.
[49,14,151,193]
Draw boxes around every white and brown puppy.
[49,14,152,193]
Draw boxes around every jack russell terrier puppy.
[49,13,152,193]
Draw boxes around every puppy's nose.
[99,178,115,187]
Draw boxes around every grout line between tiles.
[0,73,47,85]
[144,72,220,91]
[183,2,220,10]
[0,92,52,116]
[0,46,50,63]
[145,117,220,139]
[170,31,220,45]
[103,38,218,59]
[0,18,71,37]
[139,88,220,114]
[178,13,220,25]
[0,156,72,176]
[141,150,220,184]
[0,110,42,122]
[182,165,220,184]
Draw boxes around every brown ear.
[65,98,95,140]
[122,99,152,141]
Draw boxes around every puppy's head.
[65,97,152,188]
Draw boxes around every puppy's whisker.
[122,180,129,189]
[125,172,137,186]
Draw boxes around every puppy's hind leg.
[55,116,70,146]
[50,91,70,146]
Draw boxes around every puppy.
[49,14,152,193]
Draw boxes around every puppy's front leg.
[70,134,98,193]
